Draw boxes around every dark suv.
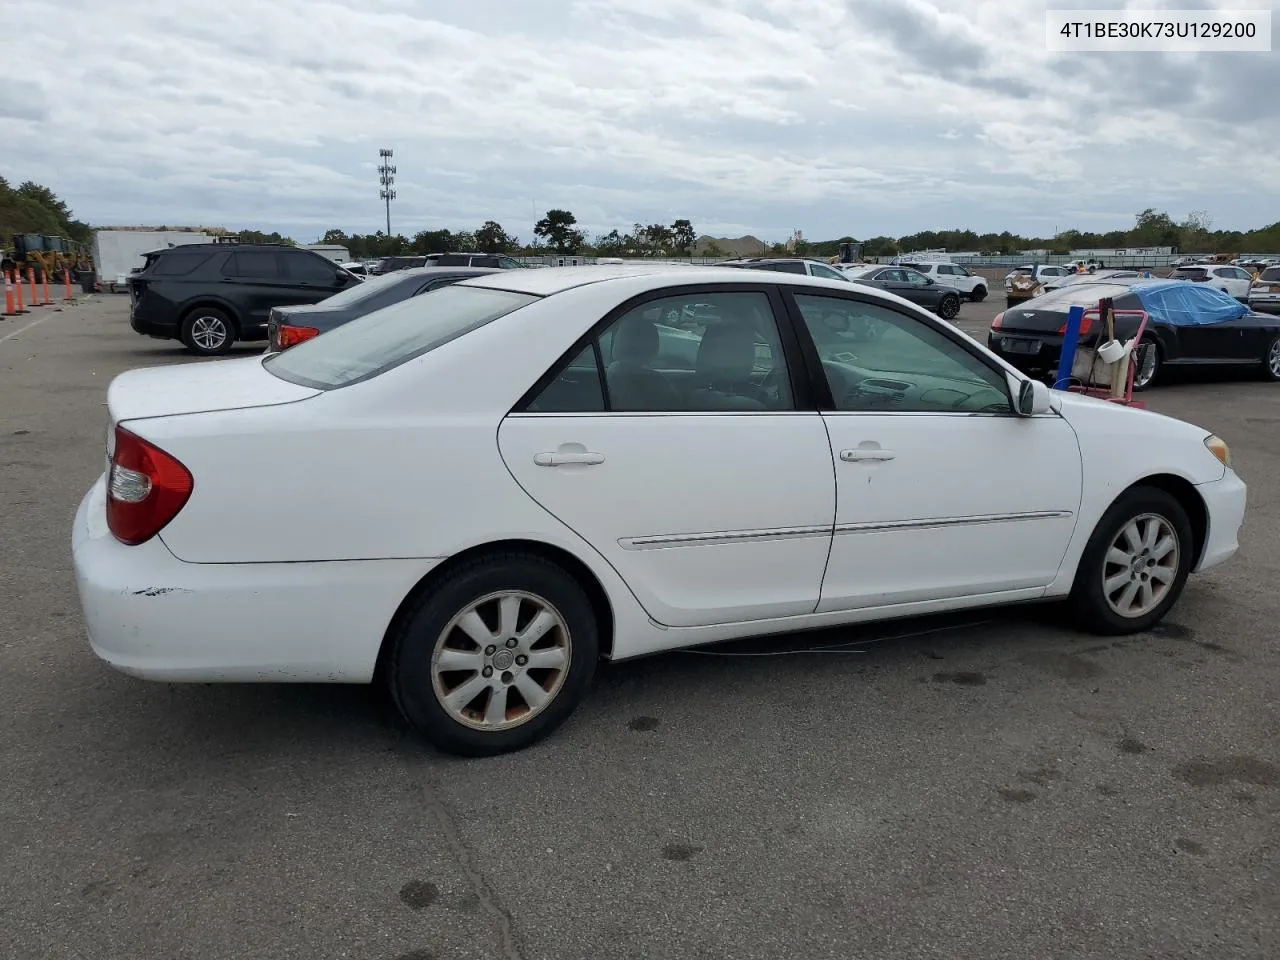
[127,243,360,355]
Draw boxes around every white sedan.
[73,265,1247,755]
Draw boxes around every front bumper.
[72,476,440,683]
[1194,468,1247,572]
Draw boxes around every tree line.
[3,180,1278,262]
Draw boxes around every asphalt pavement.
[2,294,1278,960]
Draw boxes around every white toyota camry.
[73,265,1247,755]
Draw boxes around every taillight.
[277,324,320,349]
[991,312,1004,331]
[106,426,193,545]
[1057,316,1094,336]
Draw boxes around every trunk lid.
[107,355,320,425]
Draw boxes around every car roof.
[459,263,880,297]
[384,265,502,278]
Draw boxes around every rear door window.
[282,251,340,282]
[224,251,281,279]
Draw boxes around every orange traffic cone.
[3,272,17,316]
[63,267,73,300]
[25,267,41,307]
[14,270,28,314]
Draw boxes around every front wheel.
[387,553,599,756]
[970,285,987,302]
[1068,486,1193,635]
[1263,334,1280,381]
[937,294,961,320]
[181,307,236,356]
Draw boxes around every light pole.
[378,148,396,236]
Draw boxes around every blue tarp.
[1129,279,1249,326]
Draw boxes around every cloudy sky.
[4,0,1277,243]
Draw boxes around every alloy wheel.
[1101,513,1179,619]
[190,315,228,351]
[1268,339,1280,379]
[430,590,572,732]
[1133,342,1158,389]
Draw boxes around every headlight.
[1204,434,1231,468]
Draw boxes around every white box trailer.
[301,244,351,263]
[93,230,214,291]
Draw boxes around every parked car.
[339,261,369,277]
[716,257,855,282]
[265,266,502,353]
[898,261,988,302]
[427,252,527,269]
[1168,263,1254,301]
[1004,264,1073,292]
[372,256,430,275]
[127,243,361,356]
[74,265,1246,755]
[988,278,1280,389]
[1041,269,1143,294]
[1247,265,1280,315]
[842,265,962,319]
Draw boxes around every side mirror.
[924,277,934,285]
[1013,376,1052,416]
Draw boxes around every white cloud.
[1,0,1276,242]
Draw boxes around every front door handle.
[534,451,605,467]
[840,448,895,462]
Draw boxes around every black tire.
[387,552,599,756]
[937,294,961,320]
[1068,485,1194,636]
[1262,334,1280,382]
[180,306,236,356]
[970,285,987,302]
[1131,338,1161,391]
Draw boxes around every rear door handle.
[840,448,895,462]
[534,451,605,467]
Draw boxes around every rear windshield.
[265,284,538,389]
[1172,267,1207,279]
[1026,282,1134,306]
[1259,267,1280,282]
[315,270,411,308]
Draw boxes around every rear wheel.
[937,294,961,320]
[1068,486,1193,635]
[387,553,599,756]
[1131,338,1161,391]
[180,307,236,356]
[970,285,987,302]
[1263,334,1280,381]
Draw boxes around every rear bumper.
[988,331,1065,373]
[72,476,441,683]
[1194,468,1247,572]
[1246,298,1280,315]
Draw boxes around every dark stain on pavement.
[1096,783,1121,797]
[1172,756,1280,788]
[1151,622,1195,641]
[932,671,986,686]
[998,787,1037,803]
[1021,651,1104,680]
[12,429,29,435]
[628,716,660,732]
[399,880,440,910]
[1018,766,1062,787]
[80,880,115,902]
[662,842,703,861]
[1174,838,1206,855]
[1118,737,1149,755]
[1232,790,1257,804]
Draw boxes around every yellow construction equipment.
[1,233,94,282]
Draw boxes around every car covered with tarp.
[987,278,1280,389]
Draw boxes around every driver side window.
[792,295,1012,414]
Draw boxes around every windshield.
[265,283,538,389]
[1260,267,1280,282]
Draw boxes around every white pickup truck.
[898,260,989,302]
